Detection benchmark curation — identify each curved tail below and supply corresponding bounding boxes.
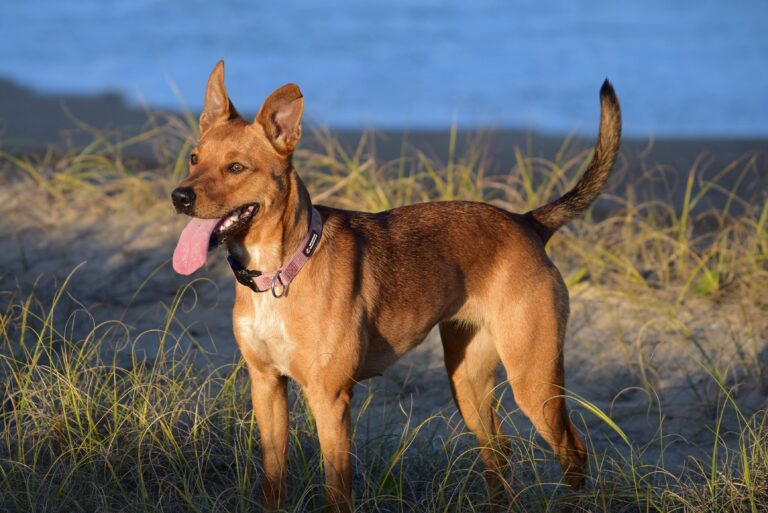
[528,80,622,243]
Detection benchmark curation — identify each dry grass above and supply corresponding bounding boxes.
[0,115,766,512]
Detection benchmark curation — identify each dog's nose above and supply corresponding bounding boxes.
[171,187,196,213]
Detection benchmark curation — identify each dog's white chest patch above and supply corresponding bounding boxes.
[236,293,297,378]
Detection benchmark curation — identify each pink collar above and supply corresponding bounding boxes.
[226,207,323,298]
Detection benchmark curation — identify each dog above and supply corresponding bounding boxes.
[171,61,621,512]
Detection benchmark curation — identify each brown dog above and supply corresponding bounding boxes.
[171,61,621,511]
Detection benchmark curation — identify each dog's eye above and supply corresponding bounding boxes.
[228,162,245,174]
[190,153,198,165]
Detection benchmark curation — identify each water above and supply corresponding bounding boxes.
[1,0,766,136]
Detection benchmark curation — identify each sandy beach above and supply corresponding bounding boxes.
[1,77,766,510]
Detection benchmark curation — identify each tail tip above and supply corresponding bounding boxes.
[600,79,618,104]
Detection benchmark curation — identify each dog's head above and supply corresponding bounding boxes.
[171,61,304,275]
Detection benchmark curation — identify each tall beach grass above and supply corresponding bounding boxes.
[0,115,766,511]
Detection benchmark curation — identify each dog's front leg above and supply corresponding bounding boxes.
[306,384,354,513]
[246,363,289,511]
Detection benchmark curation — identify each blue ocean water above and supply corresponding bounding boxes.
[1,0,766,136]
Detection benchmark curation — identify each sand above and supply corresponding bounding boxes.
[1,78,766,478]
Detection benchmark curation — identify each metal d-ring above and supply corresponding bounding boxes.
[271,272,287,298]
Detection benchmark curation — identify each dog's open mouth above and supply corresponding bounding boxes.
[172,204,259,276]
[208,204,259,249]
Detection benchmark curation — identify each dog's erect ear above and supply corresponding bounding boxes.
[199,60,239,134]
[255,84,304,155]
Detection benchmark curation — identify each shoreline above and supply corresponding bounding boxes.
[2,76,766,149]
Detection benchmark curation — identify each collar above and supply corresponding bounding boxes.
[226,207,323,298]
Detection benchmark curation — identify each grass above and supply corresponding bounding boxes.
[0,114,767,512]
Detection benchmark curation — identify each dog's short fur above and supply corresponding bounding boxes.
[172,61,621,511]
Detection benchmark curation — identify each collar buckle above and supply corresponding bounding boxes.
[227,255,262,293]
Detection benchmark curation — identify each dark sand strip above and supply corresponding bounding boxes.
[2,77,765,211]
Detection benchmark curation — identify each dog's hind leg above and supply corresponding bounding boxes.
[489,277,587,489]
[440,321,510,496]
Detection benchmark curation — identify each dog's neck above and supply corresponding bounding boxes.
[227,167,312,271]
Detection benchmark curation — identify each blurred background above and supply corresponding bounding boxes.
[1,0,766,138]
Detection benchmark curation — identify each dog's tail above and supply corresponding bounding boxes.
[528,80,621,243]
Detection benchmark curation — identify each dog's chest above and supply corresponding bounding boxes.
[235,293,297,377]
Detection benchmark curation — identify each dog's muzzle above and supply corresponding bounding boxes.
[171,187,196,214]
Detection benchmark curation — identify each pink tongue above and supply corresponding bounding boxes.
[172,217,220,275]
